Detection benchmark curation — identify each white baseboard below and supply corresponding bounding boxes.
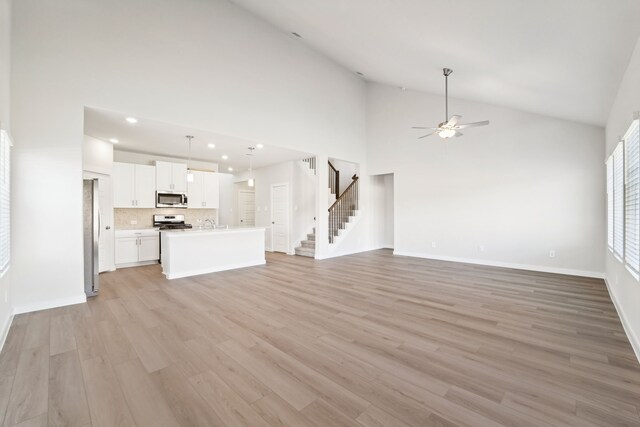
[393,251,605,279]
[13,294,87,315]
[0,313,13,353]
[604,277,640,363]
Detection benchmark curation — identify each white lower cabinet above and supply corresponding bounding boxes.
[138,236,160,262]
[115,229,160,267]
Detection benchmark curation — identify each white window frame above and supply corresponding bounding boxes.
[624,120,640,279]
[0,128,12,279]
[607,155,614,252]
[613,141,625,262]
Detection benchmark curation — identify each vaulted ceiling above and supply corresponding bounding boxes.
[231,0,640,126]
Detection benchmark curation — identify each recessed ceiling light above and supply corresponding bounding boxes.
[228,167,233,172]
[108,138,119,144]
[221,155,229,160]
[256,144,264,149]
[125,117,138,124]
[291,32,302,38]
[207,143,215,148]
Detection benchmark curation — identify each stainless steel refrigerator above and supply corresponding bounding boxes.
[83,179,100,296]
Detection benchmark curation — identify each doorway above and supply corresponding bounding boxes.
[271,183,290,253]
[371,173,394,249]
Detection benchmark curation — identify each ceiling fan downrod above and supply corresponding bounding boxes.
[443,68,453,122]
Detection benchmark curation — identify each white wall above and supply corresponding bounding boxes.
[329,158,358,195]
[292,161,316,248]
[218,173,235,227]
[367,82,605,277]
[235,159,317,253]
[83,135,113,175]
[113,150,218,173]
[11,0,367,311]
[236,162,293,252]
[604,37,640,359]
[0,0,12,345]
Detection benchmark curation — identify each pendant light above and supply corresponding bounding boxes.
[247,146,256,187]
[186,135,194,182]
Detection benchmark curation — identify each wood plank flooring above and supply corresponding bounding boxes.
[0,249,639,426]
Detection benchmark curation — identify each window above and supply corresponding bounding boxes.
[625,120,640,276]
[608,119,640,279]
[607,156,613,250]
[613,142,625,260]
[0,129,10,277]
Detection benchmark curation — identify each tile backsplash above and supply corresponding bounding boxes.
[114,208,218,229]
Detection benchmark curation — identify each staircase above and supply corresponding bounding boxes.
[294,158,359,252]
[294,228,316,258]
[328,159,359,244]
[328,175,359,244]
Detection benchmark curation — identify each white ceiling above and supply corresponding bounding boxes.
[230,0,640,126]
[84,107,311,172]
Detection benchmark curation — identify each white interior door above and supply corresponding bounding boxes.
[238,190,255,226]
[271,184,289,253]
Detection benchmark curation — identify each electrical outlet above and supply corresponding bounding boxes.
[549,250,556,258]
[130,220,137,225]
[431,241,437,248]
[478,245,486,252]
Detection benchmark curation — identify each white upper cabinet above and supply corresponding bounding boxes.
[187,171,219,209]
[113,162,135,208]
[172,163,188,193]
[113,162,156,208]
[156,161,187,193]
[134,165,156,208]
[203,172,219,209]
[187,170,205,209]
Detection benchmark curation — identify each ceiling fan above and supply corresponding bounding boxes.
[413,68,489,139]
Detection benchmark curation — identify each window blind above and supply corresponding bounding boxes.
[607,156,614,250]
[0,129,10,276]
[625,120,640,275]
[613,141,625,260]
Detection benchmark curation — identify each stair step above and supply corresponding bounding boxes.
[301,240,315,248]
[307,234,316,241]
[295,247,315,258]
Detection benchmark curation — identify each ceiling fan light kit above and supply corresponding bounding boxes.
[413,68,490,140]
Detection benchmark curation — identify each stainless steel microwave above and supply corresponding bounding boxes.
[156,192,188,208]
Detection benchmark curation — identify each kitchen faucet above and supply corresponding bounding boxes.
[204,218,216,229]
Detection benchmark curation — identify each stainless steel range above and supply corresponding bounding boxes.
[154,215,192,263]
[153,214,193,230]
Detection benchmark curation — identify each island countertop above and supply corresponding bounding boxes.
[160,226,265,236]
[161,227,266,279]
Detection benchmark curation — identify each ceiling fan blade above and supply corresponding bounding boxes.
[412,126,439,130]
[456,120,490,129]
[418,132,436,139]
[447,115,462,126]
[454,132,464,137]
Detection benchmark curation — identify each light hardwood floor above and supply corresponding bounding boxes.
[0,249,639,426]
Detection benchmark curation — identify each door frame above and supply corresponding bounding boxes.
[270,182,290,254]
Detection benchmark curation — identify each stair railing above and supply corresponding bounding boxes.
[328,175,359,243]
[302,157,316,175]
[328,161,339,196]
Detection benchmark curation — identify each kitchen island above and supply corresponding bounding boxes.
[161,227,266,279]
